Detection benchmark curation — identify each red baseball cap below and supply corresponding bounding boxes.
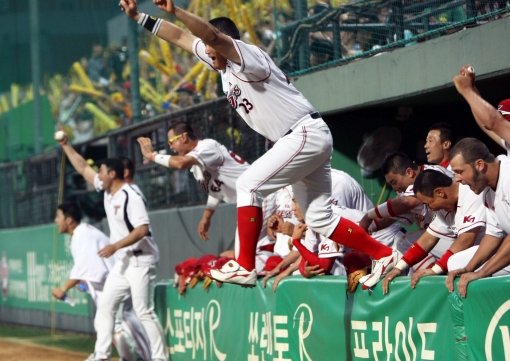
[497,99,510,121]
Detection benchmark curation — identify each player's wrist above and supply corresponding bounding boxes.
[434,249,453,274]
[154,153,172,167]
[137,12,163,35]
[395,259,409,272]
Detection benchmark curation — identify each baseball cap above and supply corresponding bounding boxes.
[497,99,510,121]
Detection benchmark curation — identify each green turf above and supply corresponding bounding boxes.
[0,323,95,354]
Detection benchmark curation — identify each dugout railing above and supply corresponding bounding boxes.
[0,98,266,229]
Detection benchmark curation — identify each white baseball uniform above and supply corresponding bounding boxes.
[271,170,374,258]
[424,183,486,267]
[448,155,510,274]
[93,176,167,361]
[187,138,250,209]
[330,169,373,212]
[69,223,151,361]
[193,38,339,237]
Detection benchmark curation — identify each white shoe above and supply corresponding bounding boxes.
[360,250,402,290]
[84,353,109,361]
[209,260,257,286]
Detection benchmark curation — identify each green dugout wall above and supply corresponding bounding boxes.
[155,276,510,361]
[2,220,510,360]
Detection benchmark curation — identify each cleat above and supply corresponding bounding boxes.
[209,260,257,286]
[360,250,402,290]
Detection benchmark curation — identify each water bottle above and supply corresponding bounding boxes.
[61,293,76,307]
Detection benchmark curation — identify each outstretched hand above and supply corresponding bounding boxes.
[119,0,139,19]
[137,137,155,160]
[452,64,476,95]
[153,0,175,14]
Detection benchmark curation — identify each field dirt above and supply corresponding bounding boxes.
[0,338,120,361]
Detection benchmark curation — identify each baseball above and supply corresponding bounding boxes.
[467,66,475,74]
[54,130,66,141]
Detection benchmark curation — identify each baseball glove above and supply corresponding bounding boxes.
[347,267,368,293]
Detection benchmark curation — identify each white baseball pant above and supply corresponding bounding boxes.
[236,114,339,238]
[93,261,167,360]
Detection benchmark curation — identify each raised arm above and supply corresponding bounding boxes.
[120,0,196,53]
[453,64,510,149]
[154,0,241,64]
[56,132,97,186]
[137,137,198,169]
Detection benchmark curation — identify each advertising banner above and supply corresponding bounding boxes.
[0,224,90,316]
[155,275,510,361]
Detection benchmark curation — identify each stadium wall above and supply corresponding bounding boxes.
[155,276,510,361]
[0,204,236,331]
[294,17,510,114]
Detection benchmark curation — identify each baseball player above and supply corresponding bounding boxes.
[424,122,454,167]
[359,152,451,259]
[269,169,373,259]
[138,121,249,241]
[120,0,399,287]
[51,202,151,361]
[453,64,510,154]
[56,135,167,361]
[446,138,510,297]
[378,168,486,294]
[263,199,405,292]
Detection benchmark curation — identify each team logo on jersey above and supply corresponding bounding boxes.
[227,84,253,114]
[227,84,242,108]
[113,205,121,215]
[463,215,475,223]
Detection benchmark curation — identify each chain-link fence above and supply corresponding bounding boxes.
[275,0,509,75]
[0,98,265,229]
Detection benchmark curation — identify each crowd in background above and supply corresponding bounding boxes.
[1,0,506,145]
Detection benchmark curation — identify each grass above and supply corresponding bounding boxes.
[0,322,96,354]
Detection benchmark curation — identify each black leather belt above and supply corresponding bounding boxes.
[285,112,321,136]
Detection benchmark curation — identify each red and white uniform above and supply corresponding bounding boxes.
[448,155,510,274]
[300,205,405,274]
[187,138,249,209]
[425,183,486,264]
[93,176,167,361]
[272,171,373,258]
[193,38,339,237]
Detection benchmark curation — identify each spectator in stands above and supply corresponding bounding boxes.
[380,168,486,295]
[424,122,454,167]
[452,64,510,154]
[88,44,109,86]
[308,0,335,66]
[446,138,510,298]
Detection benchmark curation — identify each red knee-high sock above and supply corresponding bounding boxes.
[236,206,262,271]
[292,239,335,274]
[329,218,392,259]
